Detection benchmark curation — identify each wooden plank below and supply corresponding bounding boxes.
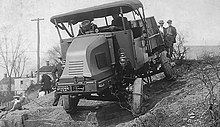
[132,78,143,113]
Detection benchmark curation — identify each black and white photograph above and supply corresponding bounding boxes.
[0,0,220,126]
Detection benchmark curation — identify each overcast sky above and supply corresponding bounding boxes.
[0,0,220,79]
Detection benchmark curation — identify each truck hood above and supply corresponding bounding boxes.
[61,35,106,79]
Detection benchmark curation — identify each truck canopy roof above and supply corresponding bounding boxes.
[50,0,143,25]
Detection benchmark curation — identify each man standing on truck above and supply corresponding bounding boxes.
[110,14,130,30]
[52,57,63,106]
[165,20,177,58]
[158,20,166,40]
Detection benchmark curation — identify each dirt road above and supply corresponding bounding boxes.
[0,71,188,127]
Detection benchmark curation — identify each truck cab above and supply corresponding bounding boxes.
[50,0,176,113]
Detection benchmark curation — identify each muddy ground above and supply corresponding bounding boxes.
[21,73,189,126]
[1,61,219,127]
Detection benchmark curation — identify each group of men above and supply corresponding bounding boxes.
[77,15,177,58]
[158,19,177,58]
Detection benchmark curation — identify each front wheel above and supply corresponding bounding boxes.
[63,95,79,113]
[160,51,177,80]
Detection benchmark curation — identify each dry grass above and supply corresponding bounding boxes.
[117,57,220,127]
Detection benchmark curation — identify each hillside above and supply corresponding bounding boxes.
[1,59,220,127]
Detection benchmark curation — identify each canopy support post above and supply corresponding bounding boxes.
[61,23,73,37]
[54,19,62,41]
[69,21,75,37]
[119,7,126,31]
[104,16,108,26]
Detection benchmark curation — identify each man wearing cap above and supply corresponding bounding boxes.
[52,57,63,106]
[158,20,166,40]
[78,20,98,36]
[165,20,177,58]
[9,94,26,112]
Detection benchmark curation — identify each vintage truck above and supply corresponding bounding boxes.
[50,0,176,113]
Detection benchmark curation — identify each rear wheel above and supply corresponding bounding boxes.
[160,51,177,80]
[63,95,79,113]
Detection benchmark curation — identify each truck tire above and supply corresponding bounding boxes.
[63,95,79,113]
[132,78,143,114]
[160,51,177,80]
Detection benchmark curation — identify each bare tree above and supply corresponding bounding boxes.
[13,55,29,77]
[0,26,28,94]
[47,44,61,65]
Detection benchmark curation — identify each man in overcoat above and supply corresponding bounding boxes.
[164,20,177,58]
[52,57,63,106]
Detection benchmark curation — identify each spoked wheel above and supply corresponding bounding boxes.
[160,51,177,80]
[132,78,144,114]
[63,95,79,113]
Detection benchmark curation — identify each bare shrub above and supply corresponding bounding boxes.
[173,33,189,61]
[193,52,220,126]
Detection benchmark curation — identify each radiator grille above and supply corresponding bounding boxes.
[68,61,83,76]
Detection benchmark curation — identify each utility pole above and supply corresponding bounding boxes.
[31,18,44,84]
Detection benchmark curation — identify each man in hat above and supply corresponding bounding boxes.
[110,14,130,31]
[0,95,21,119]
[165,20,177,58]
[158,20,166,40]
[52,56,63,82]
[78,20,98,36]
[9,94,26,112]
[40,74,52,95]
[52,56,63,106]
